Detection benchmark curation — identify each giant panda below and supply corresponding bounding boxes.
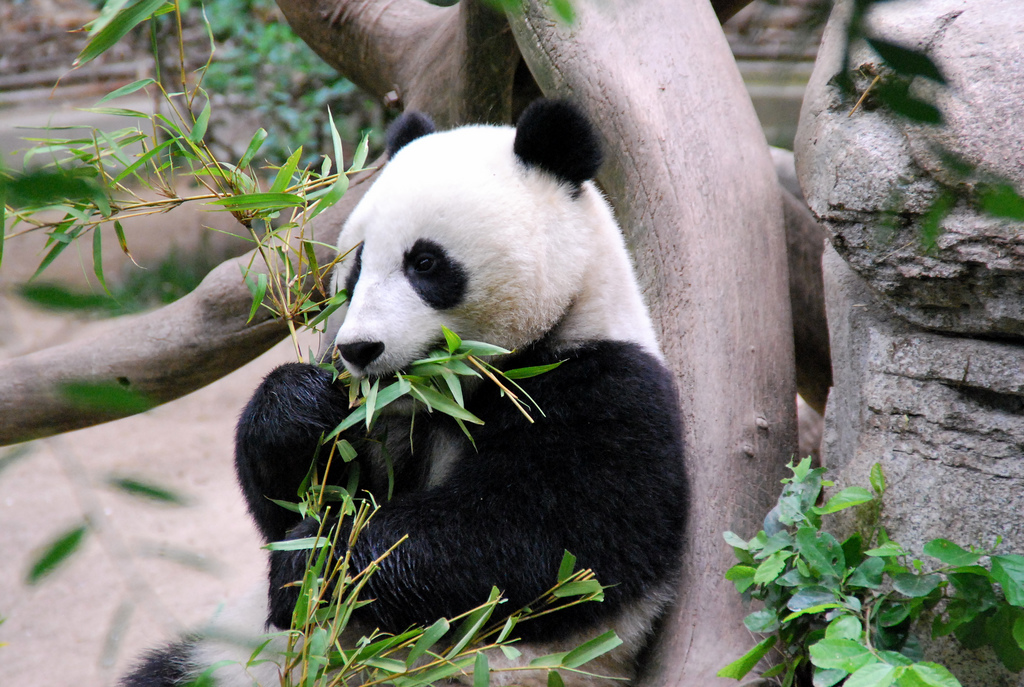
[122,99,687,687]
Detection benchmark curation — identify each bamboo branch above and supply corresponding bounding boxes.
[0,166,380,446]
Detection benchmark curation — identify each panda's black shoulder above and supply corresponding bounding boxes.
[483,338,683,441]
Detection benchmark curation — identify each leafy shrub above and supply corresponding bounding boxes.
[721,459,1024,687]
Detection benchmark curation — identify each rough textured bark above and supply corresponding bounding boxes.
[508,2,797,685]
[276,0,520,127]
[0,167,378,446]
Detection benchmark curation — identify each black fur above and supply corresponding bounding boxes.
[120,639,195,687]
[240,339,687,641]
[342,244,362,298]
[403,238,469,310]
[514,99,603,191]
[386,111,436,158]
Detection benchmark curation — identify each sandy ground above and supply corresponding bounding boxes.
[0,298,319,686]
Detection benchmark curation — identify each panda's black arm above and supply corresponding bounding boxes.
[235,362,353,543]
[269,341,688,642]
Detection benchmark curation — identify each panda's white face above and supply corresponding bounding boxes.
[329,107,662,378]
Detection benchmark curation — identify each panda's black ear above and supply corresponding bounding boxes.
[386,111,436,158]
[513,99,603,189]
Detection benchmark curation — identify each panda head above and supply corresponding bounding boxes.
[330,99,660,377]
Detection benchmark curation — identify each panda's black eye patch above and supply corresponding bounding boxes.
[403,239,467,310]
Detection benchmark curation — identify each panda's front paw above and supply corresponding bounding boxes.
[236,363,350,543]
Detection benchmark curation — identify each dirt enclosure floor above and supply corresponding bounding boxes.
[0,306,321,687]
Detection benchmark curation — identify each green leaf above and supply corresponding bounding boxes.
[788,586,839,613]
[865,541,905,557]
[395,656,473,687]
[473,651,489,687]
[447,588,500,658]
[552,580,603,598]
[919,190,955,252]
[978,183,1024,221]
[796,527,843,577]
[562,630,622,668]
[189,98,211,144]
[328,107,344,175]
[238,128,269,170]
[1014,615,1024,651]
[874,80,943,125]
[904,663,962,687]
[865,38,945,84]
[307,177,348,221]
[754,550,791,585]
[845,662,896,687]
[826,615,863,641]
[991,555,1024,607]
[717,635,777,680]
[107,476,185,505]
[848,557,885,588]
[112,138,173,184]
[744,608,780,633]
[877,602,910,628]
[869,463,886,496]
[809,638,876,672]
[442,326,462,354]
[725,565,757,593]
[923,539,980,567]
[27,523,89,583]
[262,536,329,551]
[550,0,575,23]
[351,131,370,171]
[59,381,154,415]
[244,272,268,323]
[95,77,156,106]
[547,671,565,687]
[557,550,577,583]
[456,340,511,356]
[408,383,484,424]
[207,192,305,211]
[814,487,873,515]
[814,668,848,687]
[406,618,449,664]
[893,573,941,598]
[76,0,170,67]
[724,531,749,550]
[1,168,106,210]
[270,147,302,194]
[502,361,563,379]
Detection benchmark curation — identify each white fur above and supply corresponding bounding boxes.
[331,124,661,377]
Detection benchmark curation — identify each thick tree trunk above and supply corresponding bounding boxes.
[508,2,797,685]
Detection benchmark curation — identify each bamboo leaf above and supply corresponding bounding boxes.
[76,0,170,67]
[238,128,268,170]
[107,476,185,505]
[562,631,622,668]
[270,147,302,194]
[189,98,211,144]
[95,78,156,106]
[717,635,777,680]
[206,192,304,211]
[27,523,89,584]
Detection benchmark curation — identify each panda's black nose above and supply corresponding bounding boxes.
[337,341,385,369]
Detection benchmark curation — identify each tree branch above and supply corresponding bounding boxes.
[276,0,519,126]
[0,166,380,446]
[508,2,796,685]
